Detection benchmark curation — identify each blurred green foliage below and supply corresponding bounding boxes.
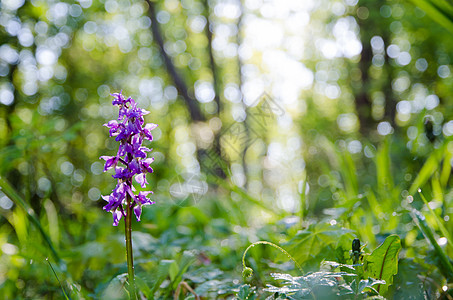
[1,0,453,298]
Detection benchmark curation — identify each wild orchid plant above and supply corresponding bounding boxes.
[100,91,157,298]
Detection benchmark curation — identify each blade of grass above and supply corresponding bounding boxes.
[365,187,384,220]
[431,174,444,204]
[46,258,71,300]
[410,208,453,280]
[417,190,453,249]
[376,138,393,197]
[340,150,358,199]
[409,0,453,35]
[409,145,445,195]
[440,150,451,188]
[0,176,60,262]
[432,0,453,16]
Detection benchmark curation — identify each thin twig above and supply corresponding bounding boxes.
[174,281,200,300]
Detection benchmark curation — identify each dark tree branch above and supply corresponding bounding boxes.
[202,0,221,115]
[237,1,250,188]
[201,0,227,178]
[355,36,374,135]
[355,0,395,135]
[146,0,205,121]
[382,34,396,126]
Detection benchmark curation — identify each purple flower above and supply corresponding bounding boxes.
[134,206,142,221]
[104,120,120,137]
[137,191,154,205]
[100,156,119,172]
[100,91,157,226]
[141,158,154,173]
[125,134,151,158]
[143,123,158,141]
[135,173,148,188]
[112,210,124,226]
[112,167,132,180]
[115,126,130,141]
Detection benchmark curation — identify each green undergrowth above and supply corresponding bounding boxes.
[2,137,453,299]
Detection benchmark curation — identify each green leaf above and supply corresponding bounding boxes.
[365,235,401,295]
[285,223,354,265]
[150,260,175,296]
[169,261,180,283]
[135,275,151,298]
[354,277,385,295]
[390,258,432,299]
[170,250,197,288]
[264,271,356,298]
[101,273,128,300]
[236,284,256,300]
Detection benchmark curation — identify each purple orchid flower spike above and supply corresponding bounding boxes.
[100,91,158,226]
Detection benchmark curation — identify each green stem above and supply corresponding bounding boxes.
[125,193,136,299]
[241,241,303,277]
[300,177,307,228]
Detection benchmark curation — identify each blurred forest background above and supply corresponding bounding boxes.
[2,0,453,298]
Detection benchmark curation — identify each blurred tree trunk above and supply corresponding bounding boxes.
[147,0,204,122]
[202,0,226,179]
[355,1,376,135]
[383,33,396,125]
[355,1,395,135]
[355,29,374,135]
[202,0,221,115]
[147,0,231,178]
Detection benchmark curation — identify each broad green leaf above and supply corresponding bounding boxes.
[365,235,401,295]
[285,223,354,264]
[389,258,431,299]
[100,273,128,300]
[265,271,356,299]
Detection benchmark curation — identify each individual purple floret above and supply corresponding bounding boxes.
[100,91,157,226]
